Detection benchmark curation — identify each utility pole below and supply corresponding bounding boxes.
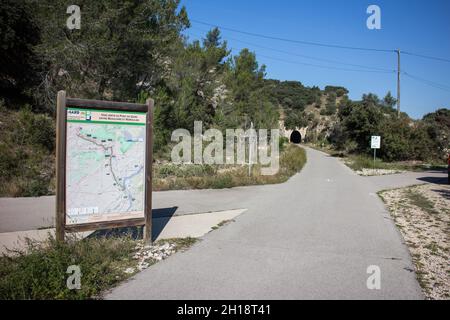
[396,49,401,118]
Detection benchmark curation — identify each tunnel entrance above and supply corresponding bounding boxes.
[290,131,302,144]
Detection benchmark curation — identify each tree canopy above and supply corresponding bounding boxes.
[0,0,448,161]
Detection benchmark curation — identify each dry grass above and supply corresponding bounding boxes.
[153,145,306,191]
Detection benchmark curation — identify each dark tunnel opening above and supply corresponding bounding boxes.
[290,131,302,144]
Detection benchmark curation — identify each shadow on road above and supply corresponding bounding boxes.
[417,176,449,185]
[88,206,179,241]
[152,206,178,240]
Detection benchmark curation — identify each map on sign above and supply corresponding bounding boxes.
[66,108,146,225]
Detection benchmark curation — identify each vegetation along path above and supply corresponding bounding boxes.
[106,147,446,299]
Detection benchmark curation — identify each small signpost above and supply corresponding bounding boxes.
[55,91,154,243]
[371,135,381,168]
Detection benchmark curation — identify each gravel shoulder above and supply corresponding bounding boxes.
[379,184,450,300]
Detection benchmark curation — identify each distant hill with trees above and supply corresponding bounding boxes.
[0,0,448,196]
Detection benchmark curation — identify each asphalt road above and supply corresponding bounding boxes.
[0,148,444,233]
[104,147,446,300]
[1,147,445,299]
[0,181,262,233]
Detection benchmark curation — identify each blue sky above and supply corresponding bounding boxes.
[180,0,450,119]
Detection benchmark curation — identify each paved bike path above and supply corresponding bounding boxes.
[106,147,430,299]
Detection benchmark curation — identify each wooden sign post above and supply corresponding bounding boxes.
[55,91,154,243]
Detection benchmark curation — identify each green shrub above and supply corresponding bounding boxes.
[0,108,55,197]
[0,235,137,300]
[279,136,289,151]
[331,93,448,163]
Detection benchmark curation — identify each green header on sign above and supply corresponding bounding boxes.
[67,107,145,115]
[67,108,146,126]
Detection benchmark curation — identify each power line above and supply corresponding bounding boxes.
[192,19,450,65]
[186,29,394,74]
[402,51,450,64]
[191,19,395,53]
[189,26,395,72]
[403,72,450,92]
[254,53,395,73]
[187,20,450,115]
